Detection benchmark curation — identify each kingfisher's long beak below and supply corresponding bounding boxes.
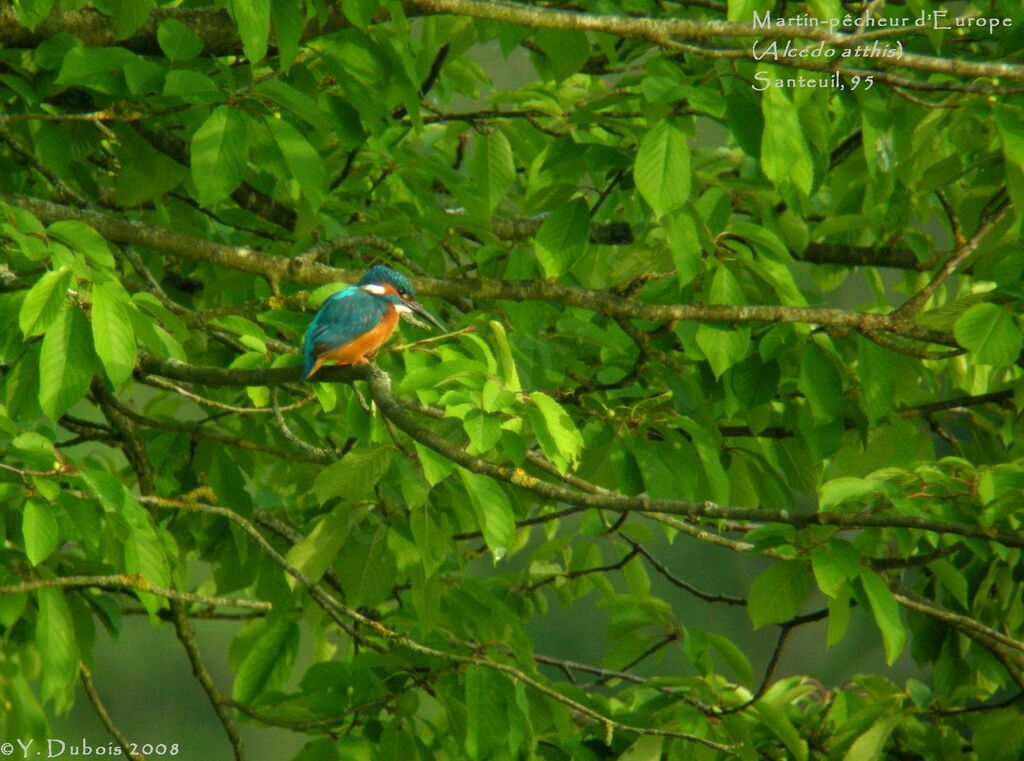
[404,298,446,332]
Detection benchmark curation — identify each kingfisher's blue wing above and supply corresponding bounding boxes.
[302,287,388,377]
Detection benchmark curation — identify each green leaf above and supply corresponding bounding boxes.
[465,665,511,760]
[665,209,702,287]
[191,106,249,206]
[36,588,80,711]
[707,632,754,686]
[266,116,328,211]
[527,392,583,473]
[39,305,97,421]
[634,119,691,217]
[748,561,810,628]
[109,0,155,40]
[928,559,968,609]
[954,303,1022,368]
[842,716,899,761]
[728,0,771,23]
[232,619,300,703]
[313,447,393,504]
[55,46,140,89]
[47,220,114,267]
[337,526,396,608]
[534,28,591,82]
[284,505,371,585]
[761,83,814,195]
[973,708,1024,761]
[798,341,843,423]
[163,70,220,102]
[859,569,905,665]
[857,338,895,424]
[696,266,750,377]
[754,702,808,761]
[19,268,72,337]
[534,199,589,278]
[457,468,516,561]
[230,0,271,64]
[463,409,503,455]
[414,442,454,486]
[994,106,1024,211]
[91,282,137,386]
[810,541,860,598]
[827,593,851,646]
[270,0,302,71]
[489,321,522,393]
[470,130,516,218]
[22,499,59,566]
[819,477,877,510]
[157,18,204,61]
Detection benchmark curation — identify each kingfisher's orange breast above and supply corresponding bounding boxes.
[319,304,400,366]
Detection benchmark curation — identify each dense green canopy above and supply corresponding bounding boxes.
[1,0,1023,759]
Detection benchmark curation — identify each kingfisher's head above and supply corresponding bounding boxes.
[358,265,445,331]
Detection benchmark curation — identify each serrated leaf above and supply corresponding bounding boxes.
[270,0,302,71]
[110,0,155,39]
[232,619,299,703]
[47,220,114,267]
[754,702,808,761]
[707,632,754,686]
[696,266,749,377]
[761,83,814,195]
[954,303,1022,368]
[534,199,589,278]
[470,130,515,218]
[37,588,79,711]
[748,561,810,628]
[19,268,72,337]
[842,716,899,761]
[191,106,249,206]
[39,305,97,421]
[798,341,843,423]
[527,392,583,473]
[22,499,59,566]
[463,409,503,455]
[859,569,905,665]
[157,18,204,61]
[313,447,393,504]
[635,119,691,217]
[285,505,371,586]
[465,665,511,760]
[457,468,515,561]
[230,0,270,64]
[337,526,395,608]
[266,116,327,211]
[819,477,877,510]
[91,282,137,386]
[665,209,702,286]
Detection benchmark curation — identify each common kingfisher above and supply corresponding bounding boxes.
[302,265,445,380]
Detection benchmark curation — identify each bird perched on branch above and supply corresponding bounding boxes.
[302,264,446,380]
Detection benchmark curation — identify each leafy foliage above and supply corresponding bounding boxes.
[1,1,1023,759]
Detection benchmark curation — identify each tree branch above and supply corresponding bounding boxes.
[412,0,1024,83]
[0,575,272,610]
[129,354,1024,551]
[2,194,959,347]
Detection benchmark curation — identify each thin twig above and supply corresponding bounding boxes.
[80,664,146,761]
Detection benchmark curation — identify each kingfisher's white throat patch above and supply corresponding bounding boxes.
[394,303,413,314]
[361,284,387,295]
